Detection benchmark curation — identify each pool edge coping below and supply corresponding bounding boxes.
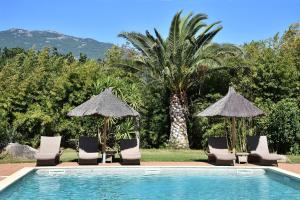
[0,167,34,192]
[268,166,300,180]
[0,165,300,192]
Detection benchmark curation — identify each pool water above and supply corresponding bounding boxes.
[1,168,300,200]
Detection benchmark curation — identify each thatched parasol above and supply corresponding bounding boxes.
[68,87,139,163]
[197,87,264,150]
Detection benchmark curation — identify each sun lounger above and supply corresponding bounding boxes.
[119,139,141,165]
[78,136,99,165]
[208,137,236,165]
[35,136,62,166]
[246,135,281,166]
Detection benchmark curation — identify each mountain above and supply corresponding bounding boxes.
[0,28,113,59]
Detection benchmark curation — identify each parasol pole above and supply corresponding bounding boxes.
[231,117,237,152]
[101,117,109,163]
[134,116,140,139]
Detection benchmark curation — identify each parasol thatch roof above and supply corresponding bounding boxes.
[67,88,139,118]
[197,87,264,117]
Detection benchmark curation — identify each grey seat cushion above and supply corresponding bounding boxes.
[120,139,141,160]
[248,136,281,161]
[79,152,99,159]
[35,152,58,160]
[214,153,236,161]
[251,152,282,161]
[121,152,141,160]
[78,136,99,160]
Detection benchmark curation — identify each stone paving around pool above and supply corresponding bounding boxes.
[1,162,300,182]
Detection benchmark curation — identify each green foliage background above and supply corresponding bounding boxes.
[0,24,300,154]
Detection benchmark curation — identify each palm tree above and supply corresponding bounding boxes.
[119,11,240,148]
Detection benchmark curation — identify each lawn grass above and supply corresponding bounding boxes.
[1,148,300,163]
[141,149,207,162]
[287,155,300,164]
[60,148,207,162]
[60,148,78,162]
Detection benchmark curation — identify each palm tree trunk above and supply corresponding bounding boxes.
[169,93,189,149]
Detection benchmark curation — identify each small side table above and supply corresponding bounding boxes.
[105,150,117,163]
[236,152,249,164]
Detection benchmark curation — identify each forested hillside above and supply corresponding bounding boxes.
[0,28,113,59]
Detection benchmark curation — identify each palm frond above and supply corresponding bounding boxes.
[118,11,241,93]
[168,11,182,55]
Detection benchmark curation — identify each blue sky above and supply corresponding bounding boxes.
[0,0,299,45]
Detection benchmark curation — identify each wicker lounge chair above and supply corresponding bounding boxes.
[208,137,236,165]
[119,139,141,165]
[246,135,281,166]
[78,136,99,165]
[35,136,62,166]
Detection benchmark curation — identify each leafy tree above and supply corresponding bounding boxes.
[262,100,300,154]
[0,47,143,148]
[79,53,87,63]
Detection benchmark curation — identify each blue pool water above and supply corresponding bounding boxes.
[1,168,300,200]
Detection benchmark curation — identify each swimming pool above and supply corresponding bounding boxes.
[0,167,300,200]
